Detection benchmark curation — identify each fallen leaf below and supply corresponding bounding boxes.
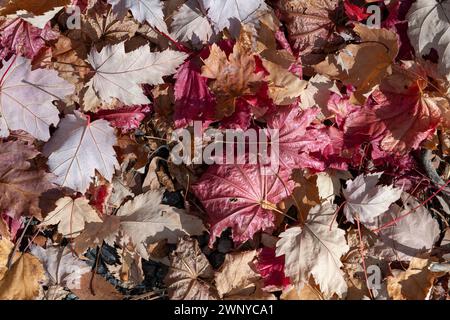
[276,202,349,298]
[71,273,123,300]
[277,0,341,54]
[40,197,102,238]
[203,0,268,34]
[30,245,91,289]
[387,255,443,300]
[0,17,59,59]
[261,49,307,105]
[165,237,218,300]
[43,111,119,193]
[372,194,440,262]
[0,55,74,141]
[107,0,168,33]
[201,27,263,118]
[73,215,121,255]
[0,252,45,300]
[343,173,402,225]
[192,164,294,246]
[0,0,70,16]
[85,42,187,106]
[315,24,399,104]
[106,189,205,260]
[214,250,260,298]
[170,0,214,46]
[0,141,55,219]
[407,0,450,80]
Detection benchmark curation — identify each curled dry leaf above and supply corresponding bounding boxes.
[105,189,205,260]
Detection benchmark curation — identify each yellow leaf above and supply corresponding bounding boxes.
[0,253,45,300]
[0,238,14,280]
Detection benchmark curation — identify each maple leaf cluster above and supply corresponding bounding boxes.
[0,0,450,301]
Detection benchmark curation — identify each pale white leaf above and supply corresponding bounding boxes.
[43,111,119,193]
[316,171,341,203]
[86,42,187,105]
[171,0,214,45]
[276,202,349,298]
[108,0,168,33]
[407,0,450,80]
[0,56,74,141]
[31,245,91,290]
[372,193,440,262]
[202,0,268,34]
[343,173,402,225]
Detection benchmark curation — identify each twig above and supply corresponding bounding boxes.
[7,218,33,269]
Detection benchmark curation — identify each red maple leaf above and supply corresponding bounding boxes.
[192,164,294,246]
[94,106,151,132]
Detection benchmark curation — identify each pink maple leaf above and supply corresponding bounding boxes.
[192,164,294,246]
[0,18,58,60]
[266,106,332,172]
[1,212,24,242]
[94,106,151,132]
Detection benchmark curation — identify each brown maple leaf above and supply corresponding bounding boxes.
[315,24,399,104]
[277,0,344,63]
[201,26,263,118]
[0,141,55,220]
[0,0,70,16]
[164,237,218,300]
